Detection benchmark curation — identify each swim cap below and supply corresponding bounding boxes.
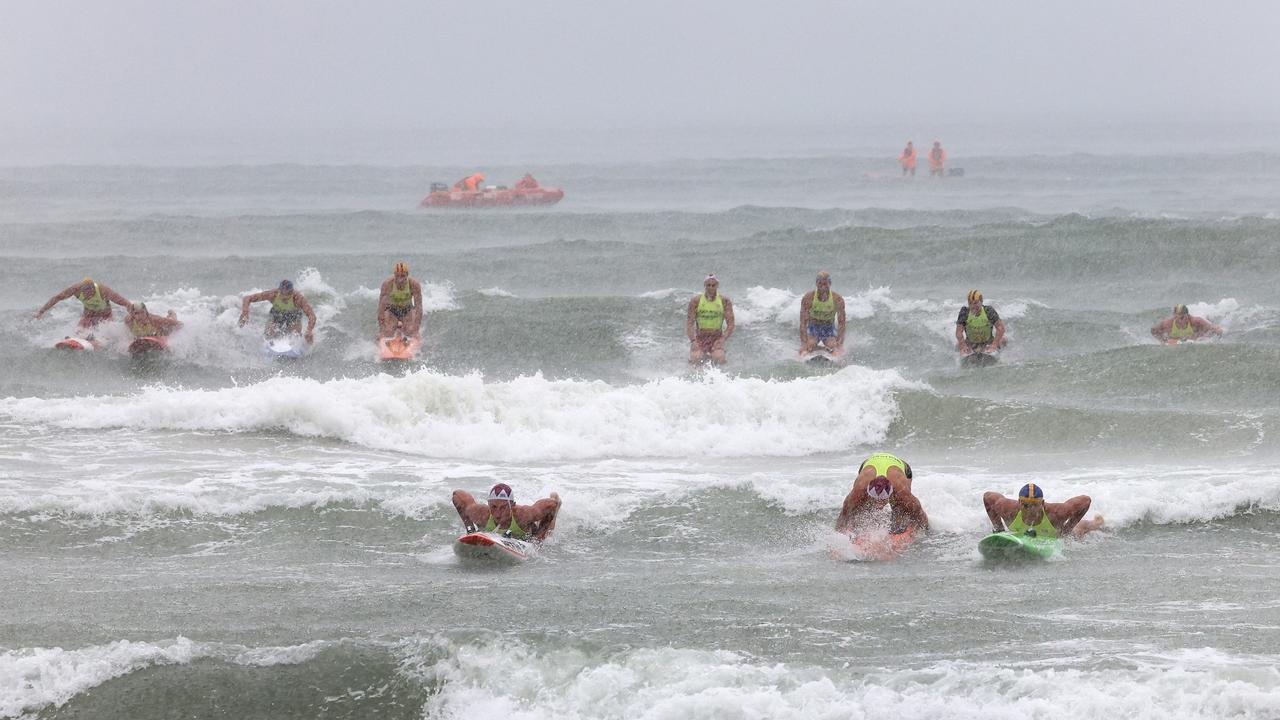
[867,477,893,500]
[81,277,94,285]
[1018,483,1045,503]
[705,274,717,283]
[279,280,293,292]
[1173,304,1188,315]
[133,302,147,312]
[394,262,409,275]
[816,271,831,284]
[967,290,983,304]
[487,483,514,501]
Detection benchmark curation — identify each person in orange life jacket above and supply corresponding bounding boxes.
[899,141,917,177]
[835,453,929,534]
[34,278,132,328]
[1151,304,1222,342]
[955,290,1007,355]
[687,274,734,365]
[124,302,182,338]
[929,141,946,177]
[983,483,1103,538]
[451,483,562,541]
[454,173,485,191]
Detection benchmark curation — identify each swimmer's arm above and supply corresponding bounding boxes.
[721,298,734,340]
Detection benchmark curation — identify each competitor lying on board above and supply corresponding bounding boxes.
[452,483,561,541]
[835,453,929,534]
[983,483,1103,539]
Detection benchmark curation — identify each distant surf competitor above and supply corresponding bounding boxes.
[687,274,734,365]
[238,279,316,344]
[378,262,424,340]
[983,483,1103,539]
[835,453,929,534]
[34,278,132,327]
[1151,304,1222,343]
[955,290,1006,355]
[452,483,561,541]
[800,271,846,355]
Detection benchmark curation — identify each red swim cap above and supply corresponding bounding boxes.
[867,477,893,500]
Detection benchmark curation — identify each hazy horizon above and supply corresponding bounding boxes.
[3,1,1279,164]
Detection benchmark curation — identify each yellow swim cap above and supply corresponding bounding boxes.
[967,290,983,304]
[394,262,409,275]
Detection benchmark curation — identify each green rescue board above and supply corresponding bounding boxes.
[978,531,1062,560]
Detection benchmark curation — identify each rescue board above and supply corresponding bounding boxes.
[378,335,421,361]
[452,532,534,563]
[839,526,919,561]
[55,336,100,351]
[978,531,1061,561]
[797,347,844,365]
[263,335,307,359]
[960,351,998,368]
[128,336,168,356]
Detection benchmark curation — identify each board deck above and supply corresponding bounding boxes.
[264,336,307,359]
[978,531,1061,561]
[960,351,999,368]
[128,336,168,356]
[378,335,421,361]
[797,347,845,365]
[831,525,919,562]
[452,532,534,563]
[55,336,100,351]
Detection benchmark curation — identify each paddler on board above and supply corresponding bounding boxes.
[899,141,917,177]
[687,274,734,365]
[955,290,1007,356]
[34,278,132,328]
[983,483,1103,539]
[378,262,424,341]
[835,453,929,534]
[452,483,561,541]
[237,279,316,344]
[125,303,182,338]
[1151,304,1222,343]
[800,271,846,356]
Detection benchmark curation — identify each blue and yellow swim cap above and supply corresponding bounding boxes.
[1018,483,1045,503]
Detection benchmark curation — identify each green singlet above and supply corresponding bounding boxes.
[965,306,993,344]
[862,452,907,478]
[129,316,157,337]
[1008,509,1058,539]
[485,514,528,539]
[1169,317,1195,340]
[696,294,724,331]
[809,291,836,324]
[271,292,297,313]
[78,283,108,312]
[388,280,413,309]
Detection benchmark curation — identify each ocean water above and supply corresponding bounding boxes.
[2,137,1280,719]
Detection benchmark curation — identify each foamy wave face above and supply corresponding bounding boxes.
[0,367,915,462]
[398,637,1280,720]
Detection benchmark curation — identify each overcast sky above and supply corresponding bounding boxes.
[2,1,1278,163]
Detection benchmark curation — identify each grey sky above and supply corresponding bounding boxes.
[2,1,1278,162]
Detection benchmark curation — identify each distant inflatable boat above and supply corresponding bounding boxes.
[418,183,564,208]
